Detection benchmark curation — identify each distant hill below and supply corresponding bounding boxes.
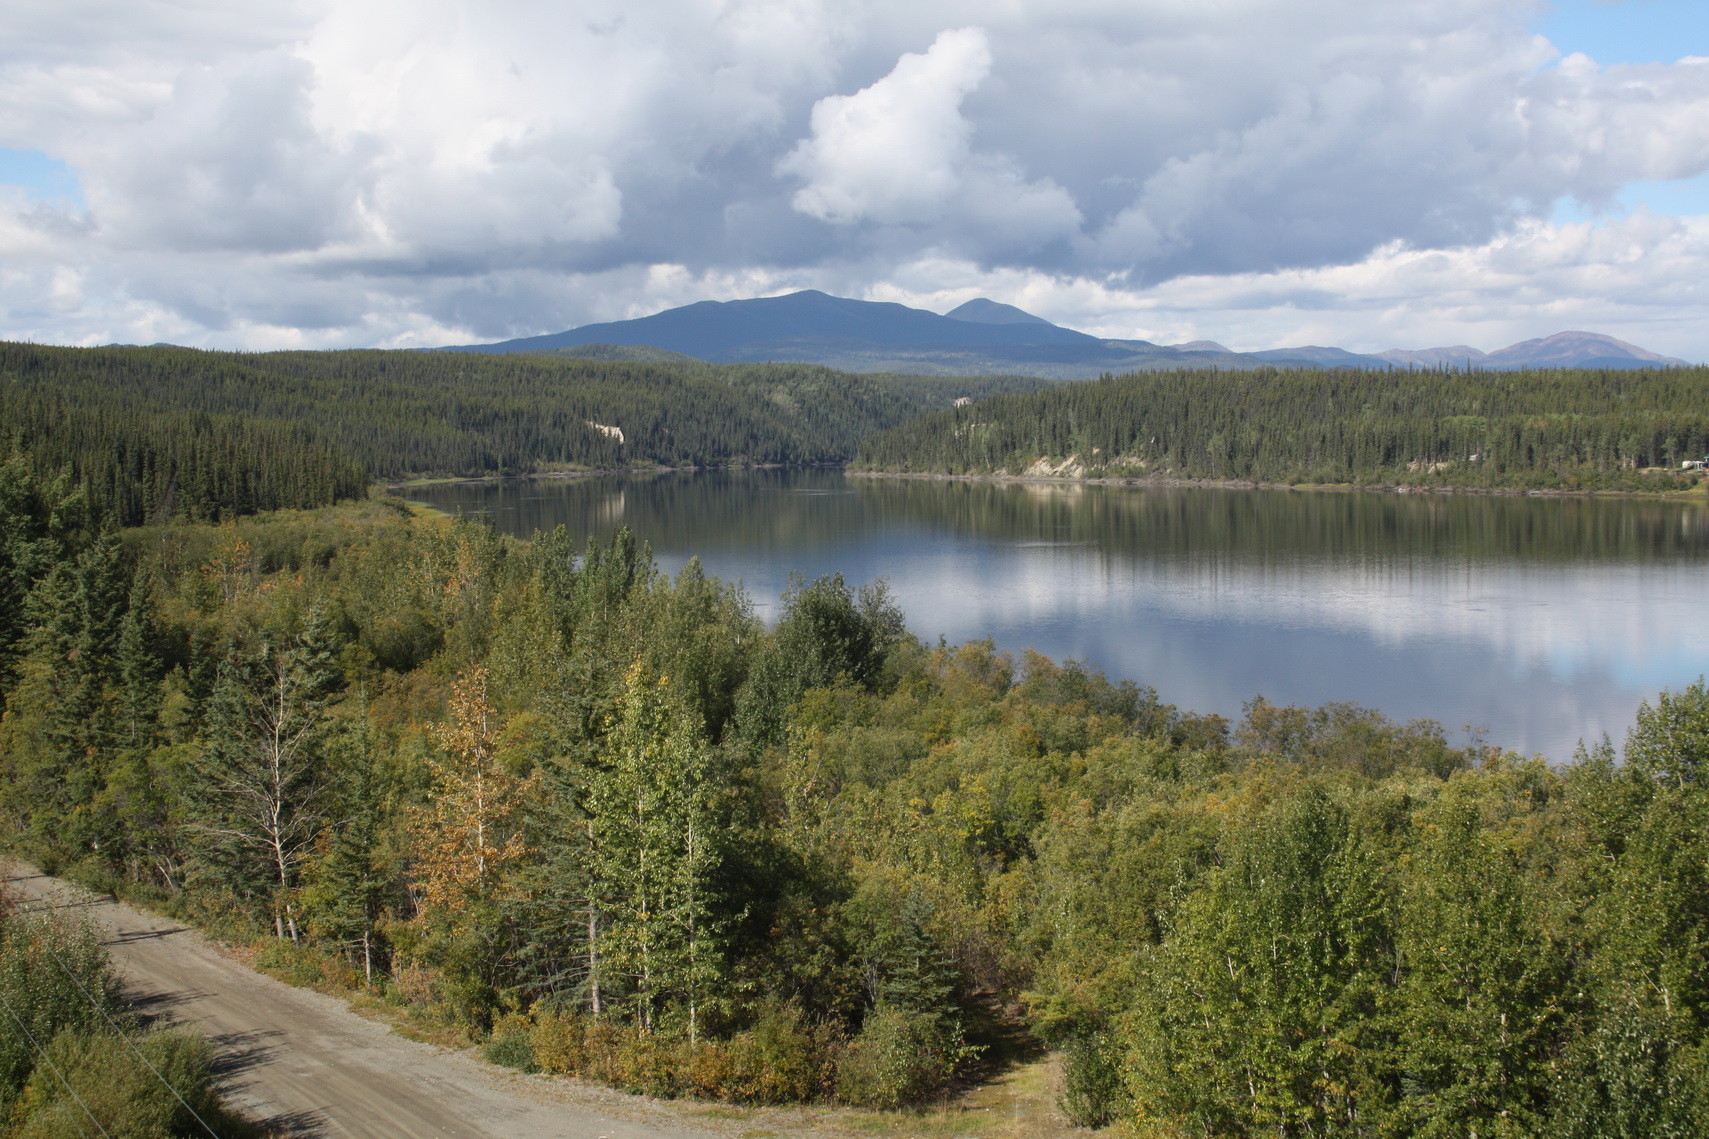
[443,290,1094,357]
[944,297,1058,326]
[1479,331,1688,370]
[438,291,1694,378]
[1378,345,1488,368]
[439,291,1282,377]
[1250,345,1393,369]
[1378,332,1688,371]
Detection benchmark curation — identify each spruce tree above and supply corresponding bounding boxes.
[302,700,392,982]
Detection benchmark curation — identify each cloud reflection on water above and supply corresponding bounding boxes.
[410,470,1709,760]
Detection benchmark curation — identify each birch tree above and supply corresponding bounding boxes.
[591,662,730,1038]
[191,613,339,940]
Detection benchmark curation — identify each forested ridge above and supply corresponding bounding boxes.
[0,341,1050,526]
[0,468,1704,1134]
[855,364,1709,491]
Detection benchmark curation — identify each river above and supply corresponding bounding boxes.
[405,469,1709,760]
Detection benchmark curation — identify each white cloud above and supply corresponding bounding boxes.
[92,52,366,254]
[783,27,991,225]
[868,209,1709,358]
[0,0,1707,354]
[779,27,1081,253]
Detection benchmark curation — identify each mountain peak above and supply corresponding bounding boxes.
[944,298,1058,327]
[1482,330,1685,368]
[1377,332,1690,370]
[434,293,1694,376]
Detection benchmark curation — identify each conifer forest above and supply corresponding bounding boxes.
[0,344,1706,1134]
[855,364,1709,492]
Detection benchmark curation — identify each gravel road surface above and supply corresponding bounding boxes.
[3,864,715,1139]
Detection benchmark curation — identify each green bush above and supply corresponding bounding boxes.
[719,1002,830,1104]
[524,1003,834,1106]
[610,1030,685,1098]
[481,1012,537,1072]
[251,938,327,987]
[568,1020,689,1097]
[835,1004,968,1109]
[0,916,119,1106]
[1059,1026,1130,1128]
[683,1039,733,1099]
[580,1020,628,1086]
[10,1030,231,1139]
[481,1033,537,1072]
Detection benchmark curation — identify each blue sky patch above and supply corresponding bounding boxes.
[1552,170,1709,223]
[0,148,86,208]
[1537,2,1709,220]
[1536,0,1708,66]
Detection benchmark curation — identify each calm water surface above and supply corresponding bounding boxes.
[406,470,1709,760]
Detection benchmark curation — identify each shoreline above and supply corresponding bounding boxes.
[384,463,1708,503]
[391,461,690,489]
[383,461,840,492]
[844,467,1709,502]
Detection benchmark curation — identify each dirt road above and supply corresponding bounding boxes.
[3,864,714,1139]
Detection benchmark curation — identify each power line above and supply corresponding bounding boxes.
[7,881,223,1138]
[0,986,114,1139]
[35,937,225,1139]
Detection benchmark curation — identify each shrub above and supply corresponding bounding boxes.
[529,1009,588,1075]
[481,1013,537,1072]
[0,915,119,1105]
[526,1004,834,1106]
[1059,1026,1130,1128]
[389,962,440,1009]
[10,1030,232,1139]
[251,938,324,987]
[611,1031,685,1098]
[835,1004,970,1109]
[721,1002,828,1104]
[581,1021,628,1086]
[685,1040,733,1099]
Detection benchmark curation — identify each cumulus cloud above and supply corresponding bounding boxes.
[779,27,1080,255]
[0,0,1708,353]
[783,27,995,226]
[91,52,367,254]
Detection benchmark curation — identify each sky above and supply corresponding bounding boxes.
[1,0,1707,357]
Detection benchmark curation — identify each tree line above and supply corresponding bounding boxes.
[0,341,1052,527]
[0,471,1703,1131]
[854,364,1709,491]
[12,342,1704,536]
[0,380,368,527]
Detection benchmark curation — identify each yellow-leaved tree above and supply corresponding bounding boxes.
[409,666,538,1020]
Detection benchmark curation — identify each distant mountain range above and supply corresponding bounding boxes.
[438,291,1692,378]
